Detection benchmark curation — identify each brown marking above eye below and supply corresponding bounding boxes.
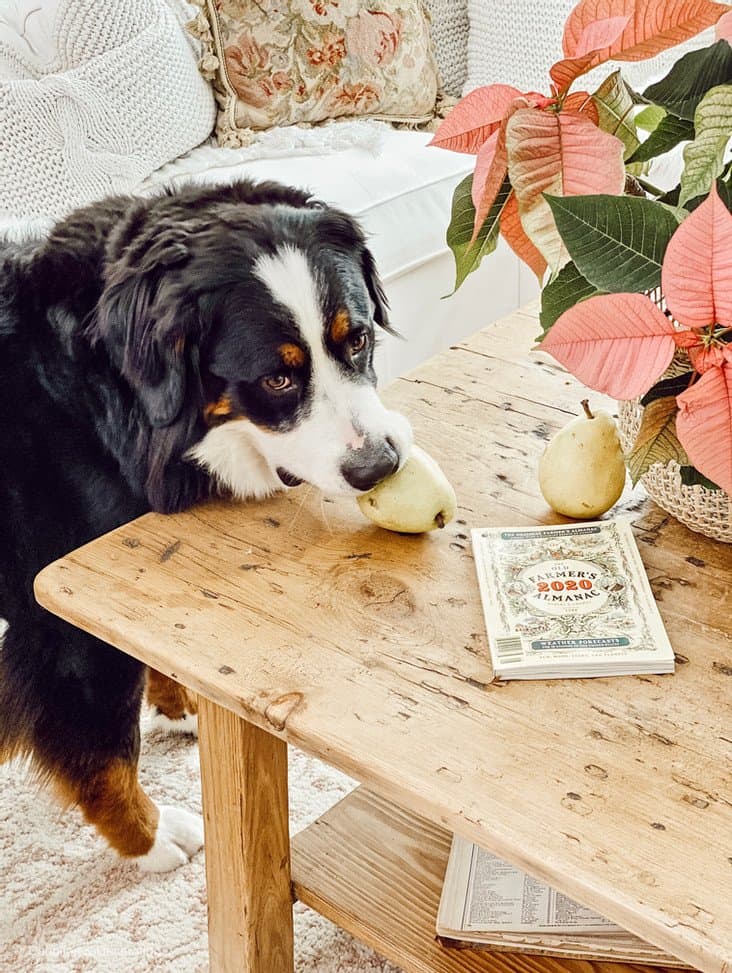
[204,394,236,426]
[279,342,306,368]
[329,309,350,344]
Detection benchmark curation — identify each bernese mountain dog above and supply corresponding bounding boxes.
[0,179,412,871]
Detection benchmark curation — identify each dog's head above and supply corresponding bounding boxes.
[96,183,412,512]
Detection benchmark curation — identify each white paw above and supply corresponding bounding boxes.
[149,710,198,738]
[137,805,204,872]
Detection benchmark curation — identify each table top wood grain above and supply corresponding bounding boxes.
[35,304,732,972]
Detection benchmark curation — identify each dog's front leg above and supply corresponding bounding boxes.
[146,668,199,737]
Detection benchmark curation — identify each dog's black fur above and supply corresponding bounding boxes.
[0,180,391,849]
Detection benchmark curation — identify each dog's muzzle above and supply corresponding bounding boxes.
[339,436,400,492]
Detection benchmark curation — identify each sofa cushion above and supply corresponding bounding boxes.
[146,126,472,285]
[0,0,215,220]
[189,0,439,147]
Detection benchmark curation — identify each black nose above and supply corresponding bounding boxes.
[341,437,400,492]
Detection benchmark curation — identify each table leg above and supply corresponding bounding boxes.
[198,696,294,973]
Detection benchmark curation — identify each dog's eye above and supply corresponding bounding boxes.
[262,374,293,393]
[349,332,369,354]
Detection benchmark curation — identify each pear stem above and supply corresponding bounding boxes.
[581,399,594,420]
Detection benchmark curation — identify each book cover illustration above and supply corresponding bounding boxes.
[471,520,673,670]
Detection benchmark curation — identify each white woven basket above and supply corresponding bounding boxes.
[617,351,732,544]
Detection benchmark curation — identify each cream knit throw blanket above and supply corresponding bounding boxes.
[0,0,216,220]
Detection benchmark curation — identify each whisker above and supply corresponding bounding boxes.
[319,495,334,536]
[287,483,314,534]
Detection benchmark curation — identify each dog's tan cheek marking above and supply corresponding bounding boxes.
[329,309,350,344]
[52,759,159,857]
[204,395,237,426]
[202,407,275,434]
[279,342,306,368]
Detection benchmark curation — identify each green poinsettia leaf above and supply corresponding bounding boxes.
[635,104,666,132]
[625,161,651,179]
[658,183,682,206]
[627,396,689,485]
[641,371,694,406]
[446,174,511,294]
[538,261,600,335]
[627,113,695,164]
[592,70,640,160]
[545,193,684,293]
[718,177,732,211]
[679,466,722,490]
[665,179,730,212]
[679,84,732,206]
[643,39,732,121]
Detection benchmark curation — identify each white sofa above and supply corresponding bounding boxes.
[3,0,701,385]
[0,0,540,388]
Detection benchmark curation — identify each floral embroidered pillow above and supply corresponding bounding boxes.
[191,0,440,146]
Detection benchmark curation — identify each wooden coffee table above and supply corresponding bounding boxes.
[35,304,731,973]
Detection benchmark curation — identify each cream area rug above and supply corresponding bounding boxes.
[0,707,403,973]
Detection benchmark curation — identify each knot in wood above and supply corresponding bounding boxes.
[358,573,415,620]
[264,692,304,732]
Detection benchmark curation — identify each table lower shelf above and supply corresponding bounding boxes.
[290,788,685,973]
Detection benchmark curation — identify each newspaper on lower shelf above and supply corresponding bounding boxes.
[471,518,675,679]
[437,835,690,966]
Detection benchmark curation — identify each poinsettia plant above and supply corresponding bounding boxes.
[431,0,732,496]
[542,185,732,494]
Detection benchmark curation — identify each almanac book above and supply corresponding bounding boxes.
[471,519,675,680]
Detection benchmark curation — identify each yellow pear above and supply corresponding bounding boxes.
[357,445,457,533]
[539,400,626,519]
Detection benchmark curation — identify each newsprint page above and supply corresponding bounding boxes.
[436,836,688,966]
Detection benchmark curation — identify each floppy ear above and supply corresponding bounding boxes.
[360,244,396,335]
[311,203,396,336]
[96,235,196,427]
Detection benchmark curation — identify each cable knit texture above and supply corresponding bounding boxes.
[464,0,718,96]
[425,0,469,98]
[0,0,216,219]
